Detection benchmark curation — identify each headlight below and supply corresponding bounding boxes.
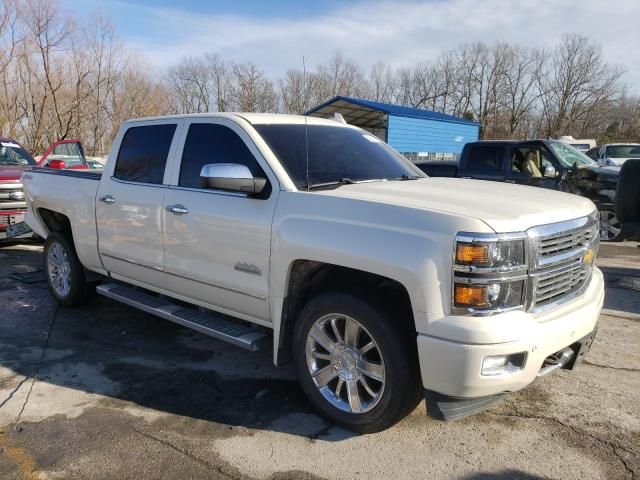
[455,239,525,269]
[453,280,524,311]
[453,233,528,314]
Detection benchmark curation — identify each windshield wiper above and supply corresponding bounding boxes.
[389,174,421,181]
[305,178,360,190]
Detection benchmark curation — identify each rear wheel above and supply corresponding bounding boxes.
[44,232,94,306]
[292,291,421,433]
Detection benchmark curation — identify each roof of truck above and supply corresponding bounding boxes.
[126,112,353,127]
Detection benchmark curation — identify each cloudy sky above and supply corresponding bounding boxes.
[63,0,640,88]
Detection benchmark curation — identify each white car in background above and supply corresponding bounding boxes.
[587,143,640,167]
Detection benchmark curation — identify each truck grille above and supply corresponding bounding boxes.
[529,214,599,309]
[0,182,25,211]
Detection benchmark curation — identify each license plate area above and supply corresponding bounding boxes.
[5,219,31,238]
[565,328,598,370]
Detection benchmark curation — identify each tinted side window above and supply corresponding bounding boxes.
[179,123,265,189]
[466,146,505,172]
[114,124,177,184]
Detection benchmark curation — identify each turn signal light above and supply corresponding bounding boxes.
[454,284,491,308]
[455,244,490,265]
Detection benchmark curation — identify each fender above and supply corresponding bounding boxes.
[268,191,492,364]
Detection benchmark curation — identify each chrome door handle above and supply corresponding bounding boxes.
[166,204,189,215]
[99,195,116,204]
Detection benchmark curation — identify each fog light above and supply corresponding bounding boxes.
[481,352,527,376]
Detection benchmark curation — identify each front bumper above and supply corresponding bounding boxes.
[417,268,604,399]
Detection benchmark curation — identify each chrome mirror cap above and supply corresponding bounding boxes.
[199,163,267,195]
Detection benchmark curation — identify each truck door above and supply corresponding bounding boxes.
[162,119,278,323]
[96,122,180,290]
[505,143,560,190]
[459,144,507,182]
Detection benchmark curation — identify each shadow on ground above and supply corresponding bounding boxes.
[0,245,356,441]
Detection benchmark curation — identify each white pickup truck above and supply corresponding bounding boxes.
[21,113,604,432]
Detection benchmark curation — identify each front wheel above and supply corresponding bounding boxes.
[44,232,94,306]
[292,292,421,433]
[599,209,623,242]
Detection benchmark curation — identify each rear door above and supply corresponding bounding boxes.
[96,121,181,290]
[459,144,507,182]
[162,118,279,323]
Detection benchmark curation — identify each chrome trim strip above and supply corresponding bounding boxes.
[0,183,23,190]
[165,269,267,301]
[110,177,167,189]
[101,252,164,272]
[167,185,248,198]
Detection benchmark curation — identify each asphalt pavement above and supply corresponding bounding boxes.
[0,240,638,480]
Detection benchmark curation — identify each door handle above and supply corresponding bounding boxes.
[505,179,516,183]
[166,204,189,215]
[99,195,116,204]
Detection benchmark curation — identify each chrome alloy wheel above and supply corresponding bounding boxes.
[599,210,622,241]
[47,241,72,297]
[305,313,385,414]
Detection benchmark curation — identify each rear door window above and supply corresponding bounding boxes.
[114,124,177,184]
[465,146,505,172]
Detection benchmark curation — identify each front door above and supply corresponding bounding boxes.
[505,143,560,190]
[96,122,179,290]
[163,119,279,323]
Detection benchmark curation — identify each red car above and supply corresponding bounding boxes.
[0,137,37,238]
[38,139,90,170]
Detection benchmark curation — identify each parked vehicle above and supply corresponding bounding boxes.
[18,114,604,432]
[585,143,640,167]
[616,159,640,241]
[0,137,37,239]
[418,140,622,241]
[38,139,91,170]
[557,136,597,152]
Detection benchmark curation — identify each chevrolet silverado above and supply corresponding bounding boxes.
[21,113,604,432]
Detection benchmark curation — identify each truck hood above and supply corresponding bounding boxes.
[319,177,595,232]
[0,165,26,182]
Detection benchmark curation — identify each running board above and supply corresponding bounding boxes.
[96,283,268,351]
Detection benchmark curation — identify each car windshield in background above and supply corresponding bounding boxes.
[547,141,597,168]
[606,145,640,158]
[254,124,425,190]
[0,141,36,166]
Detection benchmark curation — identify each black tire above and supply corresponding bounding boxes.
[617,159,640,223]
[292,291,421,433]
[43,232,94,306]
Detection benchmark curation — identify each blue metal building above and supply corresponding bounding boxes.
[306,96,480,162]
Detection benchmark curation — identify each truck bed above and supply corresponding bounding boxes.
[22,166,103,272]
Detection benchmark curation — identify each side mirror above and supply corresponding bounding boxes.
[199,163,267,195]
[543,165,557,178]
[48,159,66,169]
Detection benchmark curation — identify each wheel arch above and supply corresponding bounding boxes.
[274,259,416,366]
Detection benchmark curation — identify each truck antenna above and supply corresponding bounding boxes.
[303,56,310,192]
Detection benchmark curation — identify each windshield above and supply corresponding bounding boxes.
[547,141,597,168]
[605,145,640,159]
[253,124,425,189]
[0,141,36,166]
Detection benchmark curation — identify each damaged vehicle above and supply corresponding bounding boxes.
[418,140,621,241]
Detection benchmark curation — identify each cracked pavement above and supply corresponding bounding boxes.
[0,241,638,480]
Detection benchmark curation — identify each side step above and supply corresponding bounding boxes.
[96,283,268,351]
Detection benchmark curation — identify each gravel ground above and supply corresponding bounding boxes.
[0,240,638,480]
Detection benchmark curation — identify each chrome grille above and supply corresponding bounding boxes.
[538,222,599,257]
[528,213,599,310]
[0,182,25,210]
